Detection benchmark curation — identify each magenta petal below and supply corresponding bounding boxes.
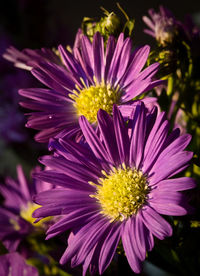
[97,109,120,166]
[153,177,196,192]
[149,151,193,185]
[129,102,146,168]
[60,215,107,265]
[122,219,142,273]
[113,105,130,164]
[79,116,112,170]
[99,223,122,274]
[92,32,105,83]
[150,201,188,216]
[46,209,97,238]
[107,33,124,84]
[141,206,172,240]
[120,45,150,87]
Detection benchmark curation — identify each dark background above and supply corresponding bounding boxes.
[1,0,200,49]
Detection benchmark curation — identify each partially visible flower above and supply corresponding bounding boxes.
[182,15,200,61]
[33,103,195,275]
[0,252,38,276]
[3,46,61,71]
[3,30,83,71]
[0,165,52,252]
[142,6,184,45]
[19,32,162,143]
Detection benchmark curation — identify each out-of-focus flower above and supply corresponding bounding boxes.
[19,32,162,143]
[0,165,52,252]
[3,30,83,71]
[3,46,61,71]
[143,6,184,45]
[0,252,38,276]
[33,103,195,275]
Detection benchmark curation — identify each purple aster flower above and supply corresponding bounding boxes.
[3,46,61,71]
[33,103,195,275]
[0,165,52,252]
[142,6,184,45]
[0,252,38,276]
[19,32,163,143]
[3,29,83,71]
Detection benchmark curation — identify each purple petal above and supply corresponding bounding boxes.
[129,102,147,168]
[99,223,122,274]
[92,32,104,83]
[113,105,130,165]
[149,151,193,185]
[152,177,196,192]
[58,45,87,85]
[107,33,124,84]
[46,208,97,238]
[104,36,115,82]
[122,219,142,273]
[39,155,99,184]
[142,16,155,30]
[141,206,172,240]
[120,45,150,87]
[79,116,112,170]
[97,109,120,166]
[60,215,108,265]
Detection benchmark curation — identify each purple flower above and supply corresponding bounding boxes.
[0,252,38,276]
[0,165,52,252]
[3,29,83,71]
[33,103,195,274]
[3,46,61,70]
[142,6,183,45]
[19,32,162,143]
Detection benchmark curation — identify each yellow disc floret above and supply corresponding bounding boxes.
[69,80,121,123]
[90,164,149,221]
[20,202,50,227]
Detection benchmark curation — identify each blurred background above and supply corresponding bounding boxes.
[1,0,200,48]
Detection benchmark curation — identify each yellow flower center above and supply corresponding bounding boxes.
[69,80,121,123]
[90,164,149,221]
[20,202,50,227]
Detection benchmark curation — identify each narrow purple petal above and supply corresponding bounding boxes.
[141,206,172,240]
[113,105,130,165]
[153,177,196,192]
[46,208,97,238]
[16,165,31,201]
[120,45,150,87]
[39,155,99,184]
[58,45,87,85]
[107,33,124,84]
[97,109,120,166]
[60,215,108,265]
[142,16,155,30]
[122,219,142,273]
[79,116,112,170]
[149,151,193,185]
[129,102,147,168]
[92,32,104,83]
[99,223,122,274]
[104,36,115,82]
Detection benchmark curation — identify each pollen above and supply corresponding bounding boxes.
[69,81,121,123]
[91,165,149,221]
